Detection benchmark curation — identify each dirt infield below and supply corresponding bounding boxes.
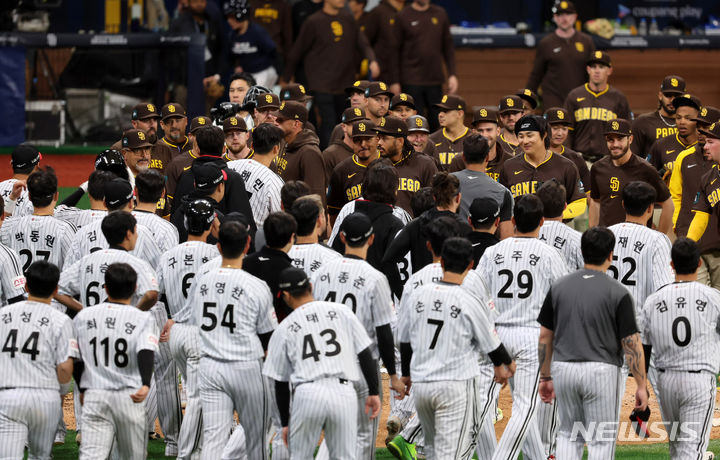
[0,154,93,186]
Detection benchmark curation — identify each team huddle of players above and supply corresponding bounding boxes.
[2,44,720,460]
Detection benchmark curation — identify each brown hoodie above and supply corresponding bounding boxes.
[274,129,326,203]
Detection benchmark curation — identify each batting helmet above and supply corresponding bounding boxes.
[241,85,272,113]
[185,199,216,235]
[95,149,129,181]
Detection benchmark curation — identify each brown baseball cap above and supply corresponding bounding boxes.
[498,95,524,114]
[161,102,187,121]
[552,0,576,14]
[544,107,572,125]
[374,116,407,137]
[407,115,430,133]
[345,80,370,96]
[390,93,416,110]
[660,75,686,95]
[132,103,161,121]
[699,121,720,140]
[693,106,720,125]
[672,93,702,112]
[351,120,377,139]
[365,81,393,98]
[434,94,467,111]
[280,84,311,102]
[604,118,632,136]
[472,107,499,125]
[121,129,153,149]
[222,115,248,133]
[275,101,308,124]
[341,107,367,124]
[517,88,538,109]
[256,92,281,110]
[587,50,611,67]
[189,116,212,134]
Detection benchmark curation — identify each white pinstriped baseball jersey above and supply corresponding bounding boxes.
[0,300,79,390]
[0,243,26,305]
[539,220,583,270]
[476,237,569,327]
[640,281,720,373]
[186,267,277,361]
[74,302,159,390]
[226,159,284,227]
[328,200,412,247]
[54,206,107,229]
[311,256,396,359]
[607,222,673,310]
[157,241,219,318]
[66,219,162,269]
[0,215,77,271]
[58,248,159,307]
[132,210,180,253]
[0,179,33,217]
[263,300,372,384]
[172,256,222,324]
[397,282,500,382]
[288,243,342,277]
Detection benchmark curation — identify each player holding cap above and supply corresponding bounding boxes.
[476,195,568,460]
[589,119,673,232]
[647,94,700,181]
[389,93,418,121]
[639,238,720,459]
[565,50,631,162]
[376,116,438,215]
[264,266,382,458]
[288,195,341,276]
[497,95,524,156]
[631,75,686,157]
[429,95,469,168]
[0,261,77,458]
[223,114,251,161]
[323,107,368,183]
[311,212,401,458]
[499,115,587,220]
[545,107,590,194]
[536,180,583,270]
[73,263,159,459]
[1,144,42,218]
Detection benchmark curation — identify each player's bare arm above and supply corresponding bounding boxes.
[622,332,649,411]
[538,325,555,403]
[54,293,83,312]
[136,289,159,311]
[588,197,601,227]
[657,197,674,235]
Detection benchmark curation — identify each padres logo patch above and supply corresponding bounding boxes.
[280,102,285,110]
[354,80,361,87]
[431,17,438,25]
[400,93,408,101]
[354,108,362,117]
[379,82,387,90]
[299,85,306,94]
[575,42,584,52]
[331,21,343,37]
[560,1,568,8]
[610,176,620,192]
[611,121,619,130]
[441,95,448,103]
[359,123,366,132]
[168,104,176,113]
[557,110,564,119]
[506,98,514,107]
[147,104,155,112]
[595,51,602,59]
[230,117,238,126]
[524,89,531,96]
[702,108,708,117]
[198,117,206,125]
[265,94,273,103]
[415,117,423,127]
[380,118,386,127]
[138,132,146,140]
[671,78,679,87]
[479,108,488,117]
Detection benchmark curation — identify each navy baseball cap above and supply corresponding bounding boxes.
[11,144,42,170]
[193,163,226,191]
[469,198,500,227]
[104,178,134,207]
[278,267,310,291]
[340,212,374,244]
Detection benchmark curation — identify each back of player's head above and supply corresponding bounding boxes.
[104,263,137,300]
[27,166,57,208]
[101,211,137,246]
[431,172,460,208]
[88,170,118,201]
[195,125,225,156]
[411,186,435,217]
[11,144,41,175]
[581,226,615,265]
[462,134,491,164]
[252,123,285,155]
[441,237,473,274]
[425,216,461,255]
[289,195,322,237]
[264,211,297,249]
[278,266,311,297]
[24,260,59,298]
[536,179,566,219]
[513,194,544,233]
[622,181,656,217]
[281,180,310,210]
[218,221,250,258]
[363,158,399,205]
[135,169,165,204]
[340,212,374,248]
[104,178,134,211]
[672,237,700,275]
[185,199,216,236]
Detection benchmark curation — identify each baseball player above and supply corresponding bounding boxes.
[119,128,154,187]
[311,212,401,459]
[223,114,252,161]
[323,107,368,184]
[496,95,524,156]
[180,221,276,460]
[687,121,720,243]
[647,93,700,181]
[545,107,590,194]
[631,75,685,157]
[263,266,382,458]
[407,115,436,160]
[564,50,632,162]
[0,261,77,459]
[476,195,569,460]
[429,95,469,168]
[132,169,180,253]
[226,122,285,227]
[390,93,418,121]
[254,92,281,127]
[365,82,393,123]
[110,102,162,150]
[517,88,539,115]
[1,144,42,218]
[640,238,720,459]
[288,195,341,276]
[0,198,25,307]
[158,199,220,460]
[156,102,192,160]
[399,237,515,458]
[324,80,370,147]
[498,115,587,220]
[589,119,673,232]
[164,115,212,211]
[536,180,583,270]
[73,263,159,459]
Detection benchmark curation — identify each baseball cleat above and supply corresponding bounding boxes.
[703,452,714,460]
[387,435,417,460]
[493,407,504,424]
[386,415,402,445]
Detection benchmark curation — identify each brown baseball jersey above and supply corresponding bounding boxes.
[647,133,698,178]
[110,138,172,174]
[565,84,632,161]
[590,154,670,227]
[360,0,401,85]
[274,129,326,202]
[322,141,354,184]
[326,154,379,215]
[499,152,584,203]
[392,150,438,215]
[165,151,197,204]
[497,133,519,156]
[429,127,469,169]
[329,124,345,146]
[630,111,677,157]
[447,143,512,182]
[692,165,720,241]
[556,145,591,194]
[250,0,292,57]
